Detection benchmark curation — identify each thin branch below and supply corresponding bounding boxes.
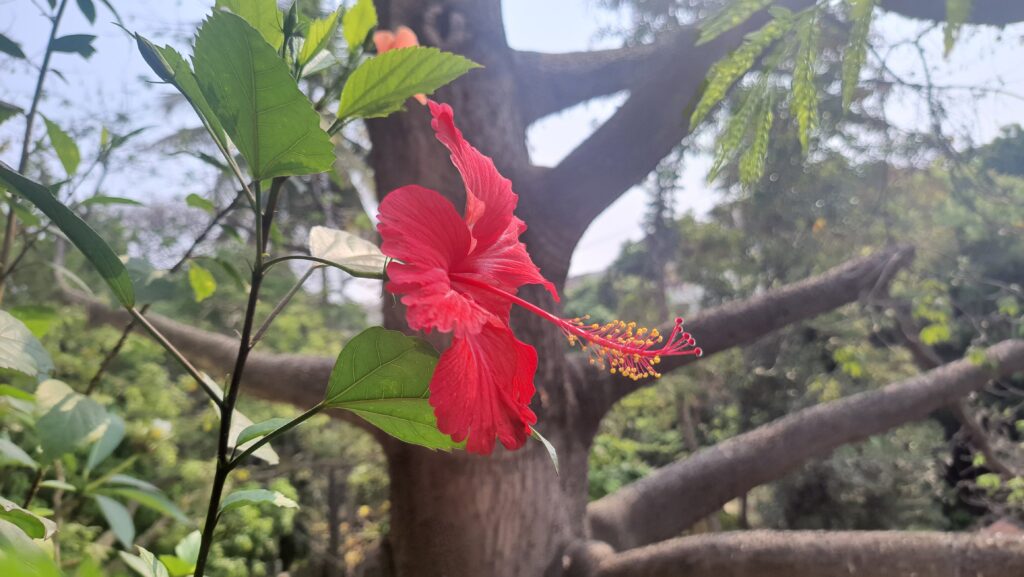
[588,530,1024,577]
[250,265,322,348]
[586,339,1024,551]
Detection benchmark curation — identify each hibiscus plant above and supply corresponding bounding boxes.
[0,0,699,573]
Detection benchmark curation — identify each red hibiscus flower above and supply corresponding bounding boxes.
[377,101,701,454]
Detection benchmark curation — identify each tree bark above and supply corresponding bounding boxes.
[587,340,1024,550]
[591,530,1024,577]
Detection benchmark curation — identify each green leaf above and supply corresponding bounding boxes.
[10,305,58,339]
[105,474,161,493]
[308,225,387,278]
[919,323,951,346]
[0,496,56,540]
[698,0,773,45]
[39,480,76,492]
[174,530,201,564]
[342,0,378,52]
[325,327,461,450]
[236,417,290,447]
[86,412,125,472]
[0,437,38,469]
[185,193,215,214]
[215,0,285,50]
[187,262,217,303]
[299,7,342,66]
[531,427,559,475]
[338,47,480,121]
[158,555,195,577]
[0,100,23,127]
[193,11,335,180]
[119,547,170,577]
[0,163,135,307]
[944,0,973,56]
[0,34,25,59]
[134,36,228,152]
[690,9,793,128]
[842,0,874,111]
[99,488,188,523]
[201,375,281,464]
[219,489,298,515]
[95,495,135,547]
[791,9,819,154]
[51,34,97,58]
[42,117,81,176]
[36,381,110,459]
[738,96,773,185]
[76,0,97,23]
[80,195,143,207]
[0,310,53,377]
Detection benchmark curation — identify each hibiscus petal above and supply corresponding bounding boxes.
[387,265,493,336]
[427,100,518,248]
[457,215,559,302]
[378,184,471,269]
[430,324,538,454]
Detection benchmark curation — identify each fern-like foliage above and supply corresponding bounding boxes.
[841,0,875,111]
[698,0,774,45]
[690,7,794,128]
[790,9,820,154]
[739,95,774,184]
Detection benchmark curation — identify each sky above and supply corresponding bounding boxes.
[3,0,1024,281]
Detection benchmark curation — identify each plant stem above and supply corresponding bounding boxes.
[229,401,324,467]
[0,0,70,304]
[250,265,321,348]
[192,181,269,577]
[262,254,384,280]
[22,466,46,508]
[129,307,222,408]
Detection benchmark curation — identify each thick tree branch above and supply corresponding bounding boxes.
[63,288,379,437]
[589,530,1024,577]
[513,44,661,124]
[587,339,1024,550]
[880,0,1024,25]
[583,245,914,421]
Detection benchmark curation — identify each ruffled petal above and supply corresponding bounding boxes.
[457,215,559,302]
[378,185,471,270]
[430,324,538,454]
[427,100,517,248]
[386,264,493,337]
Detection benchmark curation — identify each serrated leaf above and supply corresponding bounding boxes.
[184,193,215,214]
[193,11,334,180]
[0,310,53,377]
[299,8,342,65]
[325,327,461,450]
[842,0,874,111]
[119,547,170,577]
[791,9,819,154]
[215,0,284,49]
[308,225,386,278]
[691,10,793,128]
[337,47,480,121]
[36,382,110,459]
[0,163,135,307]
[0,438,37,469]
[187,262,216,303]
[235,417,290,447]
[86,412,125,472]
[134,36,228,152]
[42,117,81,176]
[99,488,188,523]
[219,489,297,514]
[343,0,377,52]
[76,0,96,23]
[51,34,97,58]
[698,0,773,45]
[0,496,56,539]
[0,34,25,59]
